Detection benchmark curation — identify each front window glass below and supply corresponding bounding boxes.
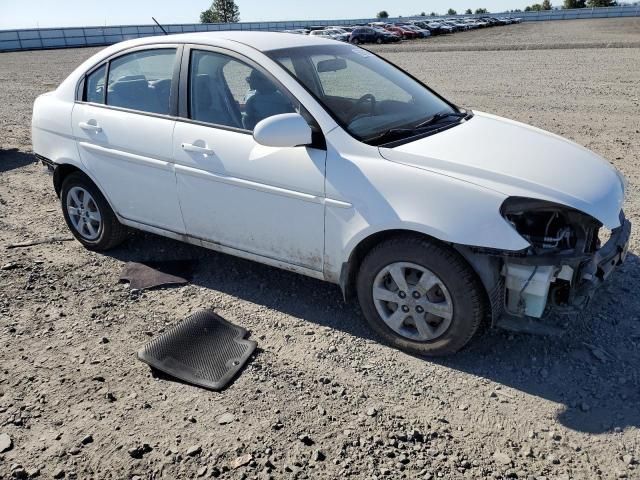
[106,49,176,115]
[267,44,459,145]
[189,50,296,131]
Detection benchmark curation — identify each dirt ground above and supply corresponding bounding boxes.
[1,17,639,480]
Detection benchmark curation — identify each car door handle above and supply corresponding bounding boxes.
[78,121,102,133]
[181,143,215,155]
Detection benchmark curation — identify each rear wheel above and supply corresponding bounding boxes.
[60,172,128,251]
[356,235,486,356]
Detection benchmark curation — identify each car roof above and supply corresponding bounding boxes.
[116,31,337,52]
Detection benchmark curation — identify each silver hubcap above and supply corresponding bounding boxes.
[66,186,102,241]
[372,262,453,342]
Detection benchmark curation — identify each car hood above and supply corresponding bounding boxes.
[379,111,625,228]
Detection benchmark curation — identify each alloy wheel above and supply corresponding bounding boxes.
[66,186,102,241]
[372,261,453,341]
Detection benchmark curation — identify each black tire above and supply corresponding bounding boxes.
[376,37,383,44]
[60,171,128,251]
[356,235,486,356]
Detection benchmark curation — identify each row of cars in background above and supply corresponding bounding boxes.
[282,16,522,44]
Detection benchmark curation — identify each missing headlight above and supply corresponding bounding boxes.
[500,197,601,255]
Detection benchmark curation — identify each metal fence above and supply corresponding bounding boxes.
[1,5,639,53]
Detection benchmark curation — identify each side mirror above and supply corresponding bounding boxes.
[253,113,312,148]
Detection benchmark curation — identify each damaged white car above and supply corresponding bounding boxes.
[32,32,631,355]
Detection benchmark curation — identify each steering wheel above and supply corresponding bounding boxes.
[347,94,376,122]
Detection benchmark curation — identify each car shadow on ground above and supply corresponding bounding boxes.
[0,148,37,173]
[107,231,640,435]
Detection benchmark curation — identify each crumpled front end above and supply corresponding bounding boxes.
[488,200,631,321]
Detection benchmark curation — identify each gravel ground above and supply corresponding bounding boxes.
[1,18,639,480]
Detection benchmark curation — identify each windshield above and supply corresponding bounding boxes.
[266,44,460,145]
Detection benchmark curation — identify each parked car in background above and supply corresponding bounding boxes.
[439,20,464,32]
[325,29,350,41]
[479,17,499,26]
[352,26,399,45]
[370,27,402,43]
[412,21,443,35]
[350,26,378,44]
[33,32,630,357]
[309,30,333,39]
[310,29,348,41]
[428,21,455,34]
[401,24,431,38]
[282,29,308,35]
[326,27,352,38]
[469,19,483,28]
[451,19,472,30]
[386,24,419,39]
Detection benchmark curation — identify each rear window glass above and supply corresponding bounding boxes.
[105,49,176,115]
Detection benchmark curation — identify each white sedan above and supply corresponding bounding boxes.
[32,32,630,355]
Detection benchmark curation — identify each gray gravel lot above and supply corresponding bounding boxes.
[1,18,639,480]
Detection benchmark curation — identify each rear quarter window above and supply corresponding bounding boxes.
[85,64,106,104]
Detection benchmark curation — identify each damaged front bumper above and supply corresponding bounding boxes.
[501,212,631,318]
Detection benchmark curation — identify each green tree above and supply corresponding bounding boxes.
[447,8,457,14]
[420,11,426,16]
[563,0,586,7]
[465,8,473,14]
[542,0,552,8]
[377,10,390,18]
[586,0,616,6]
[528,3,544,10]
[475,7,489,13]
[200,0,240,23]
[430,11,438,16]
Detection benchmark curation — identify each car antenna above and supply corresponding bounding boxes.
[152,17,169,35]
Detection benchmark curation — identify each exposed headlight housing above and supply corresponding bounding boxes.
[500,197,601,255]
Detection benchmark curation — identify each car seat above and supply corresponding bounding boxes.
[243,70,294,130]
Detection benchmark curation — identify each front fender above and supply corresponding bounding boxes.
[322,130,529,282]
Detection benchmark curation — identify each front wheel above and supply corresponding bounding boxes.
[356,236,486,356]
[60,171,128,251]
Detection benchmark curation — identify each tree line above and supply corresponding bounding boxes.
[524,0,616,11]
[198,0,622,25]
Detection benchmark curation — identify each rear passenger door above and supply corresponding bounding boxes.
[72,46,185,233]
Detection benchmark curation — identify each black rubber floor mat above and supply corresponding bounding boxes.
[137,310,256,391]
[120,260,196,290]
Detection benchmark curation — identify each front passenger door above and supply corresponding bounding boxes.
[173,47,326,271]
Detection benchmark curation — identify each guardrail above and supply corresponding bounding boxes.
[1,5,639,53]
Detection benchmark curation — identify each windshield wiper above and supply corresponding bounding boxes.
[364,110,468,145]
[411,110,467,130]
[363,128,416,145]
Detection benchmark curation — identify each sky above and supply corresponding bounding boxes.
[0,0,532,29]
